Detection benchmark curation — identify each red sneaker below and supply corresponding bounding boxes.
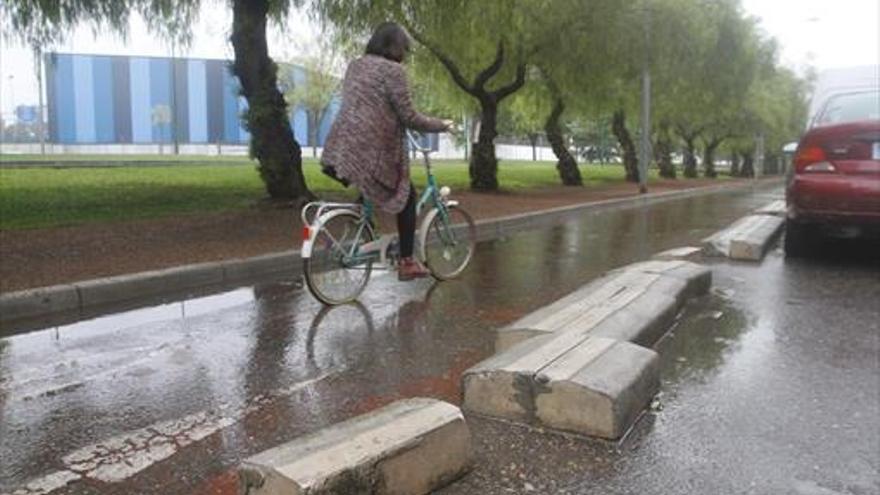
[398,257,430,281]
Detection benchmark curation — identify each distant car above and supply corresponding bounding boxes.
[785,88,880,256]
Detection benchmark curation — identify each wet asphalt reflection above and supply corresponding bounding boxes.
[1,183,789,493]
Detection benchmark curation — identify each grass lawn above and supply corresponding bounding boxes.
[0,157,652,230]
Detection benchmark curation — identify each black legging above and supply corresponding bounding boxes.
[397,185,417,258]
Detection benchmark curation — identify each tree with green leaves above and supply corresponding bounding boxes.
[316,0,532,191]
[498,82,546,162]
[2,0,312,202]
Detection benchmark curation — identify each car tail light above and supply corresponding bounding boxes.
[794,145,836,173]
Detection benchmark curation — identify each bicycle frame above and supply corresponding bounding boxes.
[302,132,459,266]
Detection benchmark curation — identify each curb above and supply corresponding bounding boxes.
[0,179,779,327]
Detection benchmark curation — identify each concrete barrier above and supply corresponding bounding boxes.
[462,335,658,439]
[465,260,710,440]
[496,260,711,351]
[238,398,471,495]
[703,214,785,261]
[756,199,786,217]
[652,246,703,261]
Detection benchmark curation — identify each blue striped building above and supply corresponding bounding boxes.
[45,52,339,146]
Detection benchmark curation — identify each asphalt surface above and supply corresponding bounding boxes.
[439,237,880,495]
[2,182,877,494]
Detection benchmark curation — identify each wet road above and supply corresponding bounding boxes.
[439,236,880,495]
[4,182,870,494]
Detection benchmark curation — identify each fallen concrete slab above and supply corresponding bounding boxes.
[496,260,711,351]
[702,214,785,261]
[462,336,659,439]
[238,398,471,495]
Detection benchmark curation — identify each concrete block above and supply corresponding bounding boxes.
[653,246,703,261]
[729,215,785,261]
[238,398,471,495]
[222,251,299,283]
[655,262,713,301]
[0,284,80,322]
[496,260,710,351]
[755,200,786,217]
[703,214,784,261]
[535,337,660,438]
[588,291,679,346]
[702,216,750,256]
[463,336,659,439]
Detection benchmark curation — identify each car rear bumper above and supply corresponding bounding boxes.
[788,174,880,225]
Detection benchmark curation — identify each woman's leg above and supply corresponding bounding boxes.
[397,185,429,280]
[397,185,417,258]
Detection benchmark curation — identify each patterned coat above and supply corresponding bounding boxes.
[321,55,447,214]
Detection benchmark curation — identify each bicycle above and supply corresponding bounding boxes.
[300,131,477,305]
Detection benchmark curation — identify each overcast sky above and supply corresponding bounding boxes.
[1,0,878,118]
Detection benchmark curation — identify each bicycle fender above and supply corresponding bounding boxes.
[301,209,361,259]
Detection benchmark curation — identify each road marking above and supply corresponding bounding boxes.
[3,471,81,495]
[4,371,339,493]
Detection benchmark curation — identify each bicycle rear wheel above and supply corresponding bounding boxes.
[419,204,476,280]
[304,212,374,305]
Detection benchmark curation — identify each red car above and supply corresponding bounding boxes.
[785,89,880,256]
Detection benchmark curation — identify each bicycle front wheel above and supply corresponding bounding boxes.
[419,204,476,280]
[304,212,374,305]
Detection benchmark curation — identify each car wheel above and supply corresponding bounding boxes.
[784,219,812,258]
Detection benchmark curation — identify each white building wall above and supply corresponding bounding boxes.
[2,137,560,162]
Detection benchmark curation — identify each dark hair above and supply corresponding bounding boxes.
[365,22,410,63]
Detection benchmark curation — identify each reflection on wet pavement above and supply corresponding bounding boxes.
[1,184,803,494]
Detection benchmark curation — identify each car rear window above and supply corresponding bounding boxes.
[815,91,880,125]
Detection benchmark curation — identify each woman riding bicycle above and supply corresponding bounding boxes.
[321,22,454,281]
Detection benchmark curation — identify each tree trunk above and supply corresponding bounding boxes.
[703,139,722,178]
[545,96,582,186]
[470,98,499,191]
[682,138,698,178]
[612,110,639,183]
[230,0,311,201]
[528,133,538,161]
[409,32,525,192]
[730,153,740,176]
[654,122,676,179]
[740,151,755,177]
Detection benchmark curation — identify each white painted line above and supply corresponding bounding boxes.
[4,372,339,494]
[4,471,81,495]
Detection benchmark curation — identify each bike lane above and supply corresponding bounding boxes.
[1,184,780,494]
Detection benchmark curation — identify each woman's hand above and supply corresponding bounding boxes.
[441,119,455,131]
